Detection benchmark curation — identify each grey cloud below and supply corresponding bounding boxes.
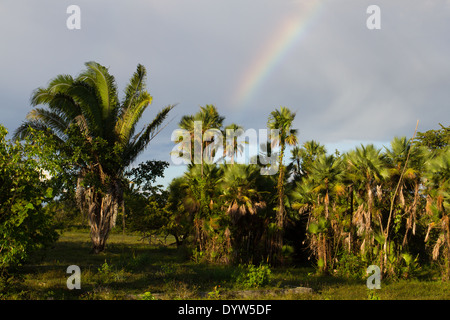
[1,1,449,176]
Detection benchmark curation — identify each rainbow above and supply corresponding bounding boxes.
[232,1,325,108]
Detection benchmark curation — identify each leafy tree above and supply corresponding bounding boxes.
[14,62,174,253]
[163,177,192,247]
[416,123,449,154]
[125,160,169,196]
[0,125,59,275]
[122,160,169,236]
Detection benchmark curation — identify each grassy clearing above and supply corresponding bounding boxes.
[4,230,449,300]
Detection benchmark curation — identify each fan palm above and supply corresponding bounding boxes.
[221,164,266,220]
[224,123,247,165]
[267,106,298,264]
[14,62,174,253]
[221,164,268,262]
[180,163,223,252]
[289,140,327,181]
[344,144,388,257]
[384,137,426,247]
[301,154,345,272]
[423,147,450,279]
[173,105,224,176]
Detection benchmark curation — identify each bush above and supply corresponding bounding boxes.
[96,260,125,285]
[0,125,59,276]
[232,263,272,288]
[141,292,156,300]
[335,251,367,279]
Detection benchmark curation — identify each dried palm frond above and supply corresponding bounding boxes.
[432,235,444,260]
[376,184,382,201]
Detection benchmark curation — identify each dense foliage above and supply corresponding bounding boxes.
[2,61,449,284]
[14,62,174,253]
[0,125,59,275]
[168,105,450,280]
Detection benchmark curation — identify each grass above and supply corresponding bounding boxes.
[3,229,450,300]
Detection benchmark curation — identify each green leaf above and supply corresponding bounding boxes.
[45,187,53,198]
[308,222,319,235]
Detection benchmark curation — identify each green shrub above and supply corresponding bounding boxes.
[335,251,367,279]
[141,291,157,300]
[0,125,60,276]
[233,263,272,288]
[96,260,125,284]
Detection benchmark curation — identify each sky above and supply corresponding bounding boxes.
[1,1,449,187]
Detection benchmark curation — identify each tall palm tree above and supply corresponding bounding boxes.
[172,106,225,259]
[309,154,345,220]
[174,105,224,176]
[296,154,345,273]
[344,144,388,260]
[180,163,224,253]
[224,123,247,165]
[267,106,298,264]
[14,62,174,253]
[384,137,426,247]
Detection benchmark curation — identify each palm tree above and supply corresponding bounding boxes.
[289,146,303,180]
[267,106,298,264]
[221,164,263,219]
[180,163,224,254]
[174,105,224,176]
[423,147,450,279]
[14,62,174,253]
[384,137,426,248]
[296,154,345,273]
[220,164,268,262]
[224,123,247,165]
[289,140,326,181]
[164,177,191,247]
[344,144,388,261]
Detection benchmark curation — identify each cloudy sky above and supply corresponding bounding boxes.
[1,1,449,186]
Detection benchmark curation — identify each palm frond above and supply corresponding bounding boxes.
[13,120,65,146]
[116,91,152,145]
[123,104,175,166]
[26,108,70,138]
[78,61,119,124]
[121,64,147,114]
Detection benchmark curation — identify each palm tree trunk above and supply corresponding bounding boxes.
[349,186,354,253]
[86,183,120,254]
[445,216,450,280]
[273,142,286,264]
[122,200,126,235]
